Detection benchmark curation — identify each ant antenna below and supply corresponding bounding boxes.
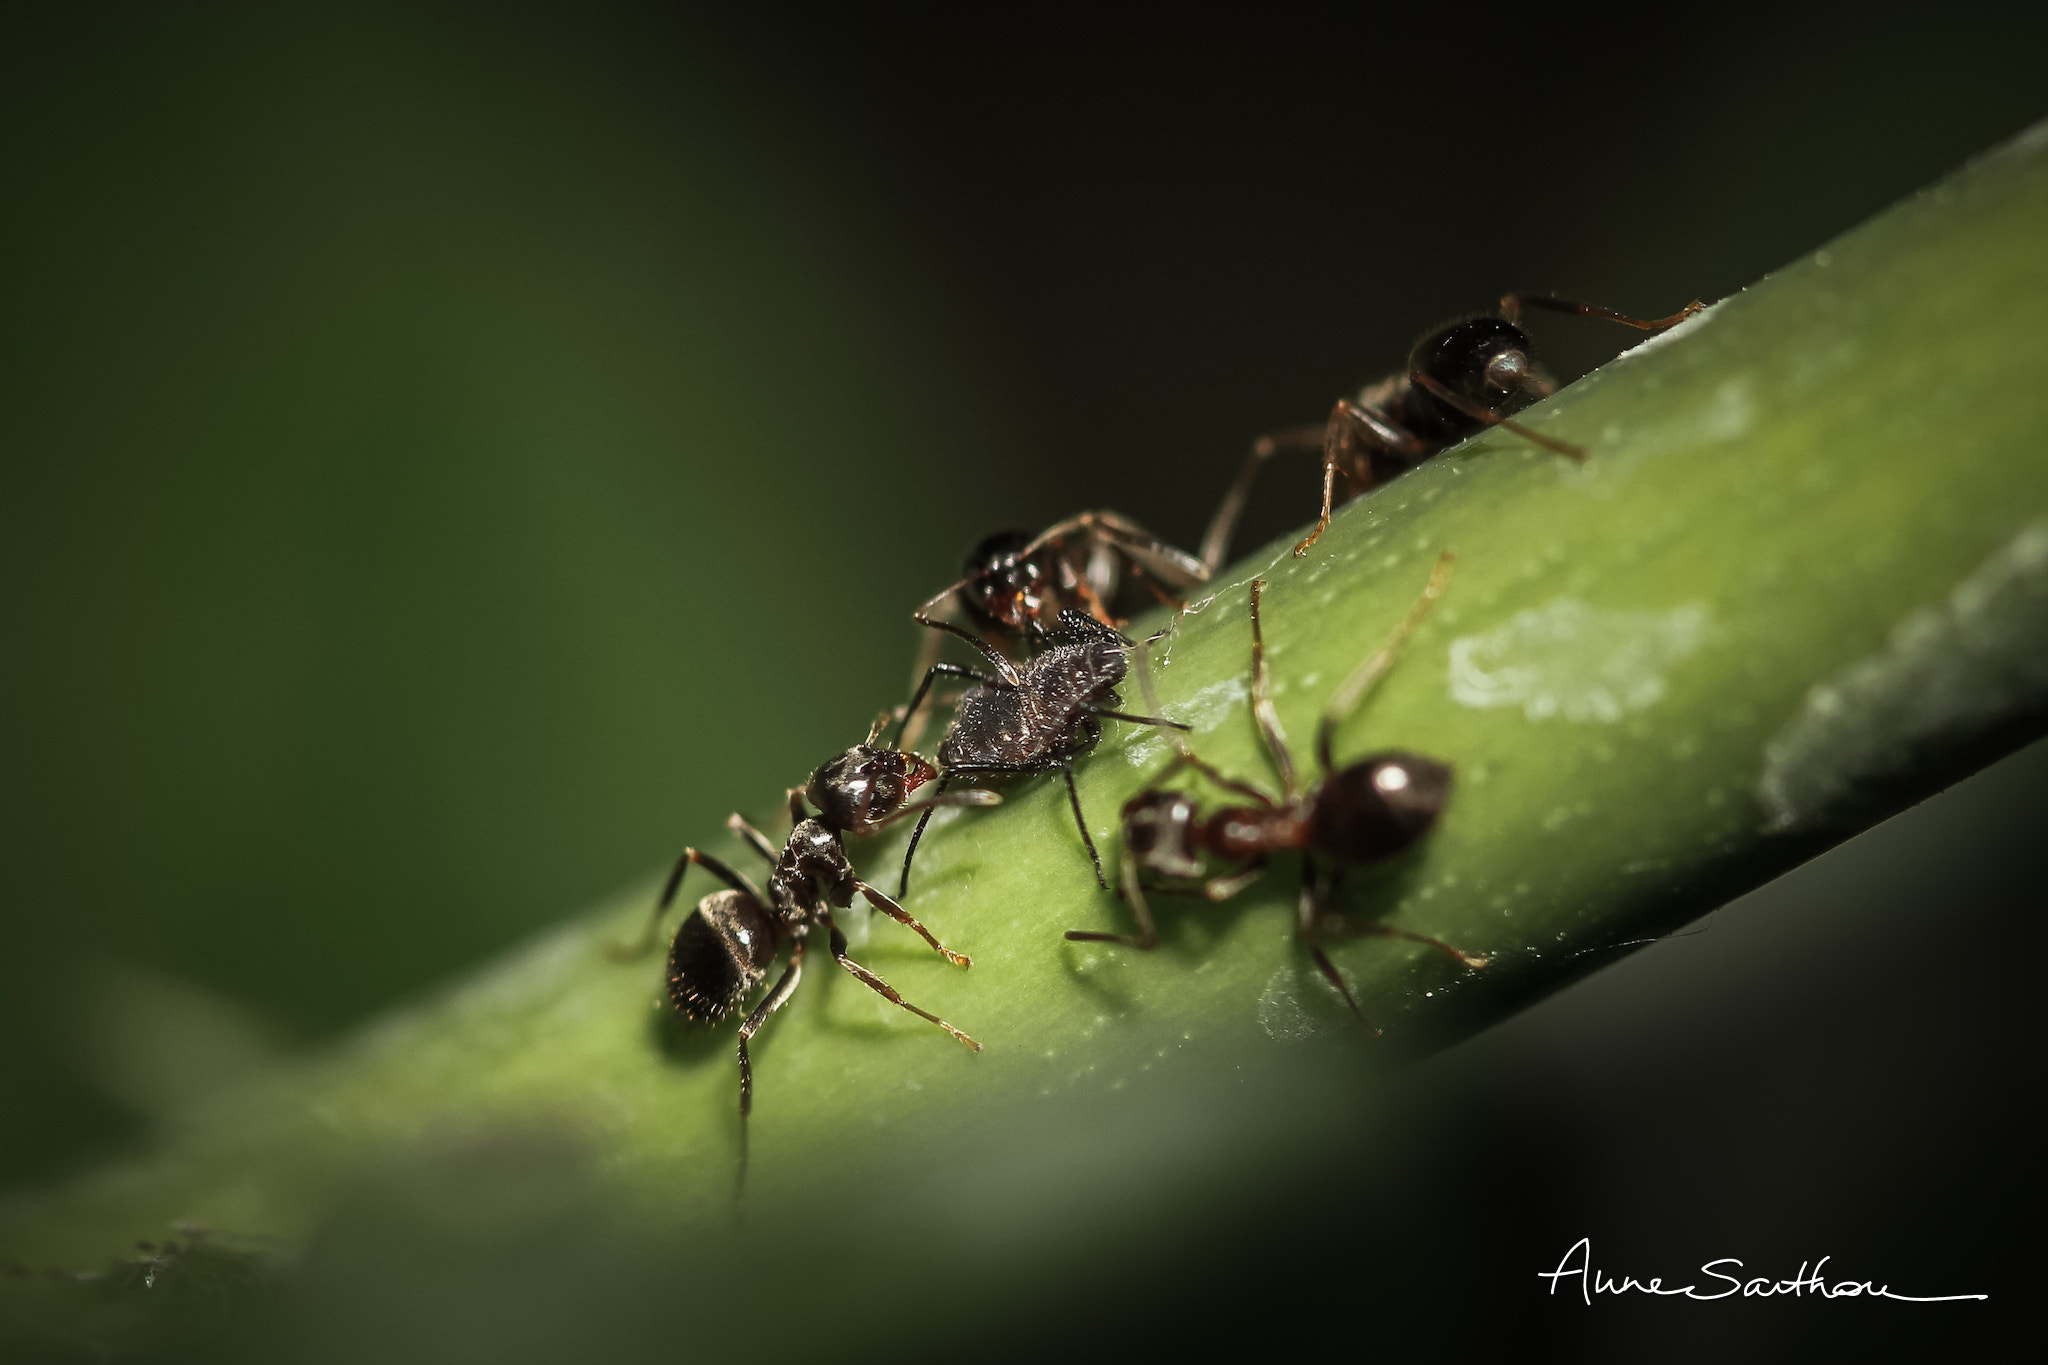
[1314,552,1455,773]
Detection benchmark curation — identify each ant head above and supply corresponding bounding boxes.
[1410,317,1538,423]
[667,890,779,1023]
[1310,751,1452,862]
[1122,789,1203,878]
[961,530,1051,633]
[806,744,939,834]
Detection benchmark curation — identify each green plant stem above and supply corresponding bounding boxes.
[5,125,2048,1292]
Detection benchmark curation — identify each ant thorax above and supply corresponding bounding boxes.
[766,819,856,919]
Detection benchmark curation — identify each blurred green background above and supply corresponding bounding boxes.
[3,4,2038,1355]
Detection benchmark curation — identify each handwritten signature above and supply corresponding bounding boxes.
[1538,1237,1987,1304]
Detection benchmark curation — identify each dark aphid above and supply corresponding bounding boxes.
[618,713,997,1173]
[893,608,1189,898]
[1200,294,1704,569]
[1066,555,1487,1023]
[898,511,1209,750]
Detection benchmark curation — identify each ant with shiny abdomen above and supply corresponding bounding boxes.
[892,608,1188,899]
[1066,555,1487,1023]
[899,512,1208,750]
[617,714,998,1168]
[1199,295,1704,570]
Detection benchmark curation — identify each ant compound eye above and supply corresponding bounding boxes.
[1481,347,1531,393]
[1412,317,1536,410]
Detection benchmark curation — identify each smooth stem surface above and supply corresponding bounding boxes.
[5,124,2047,1346]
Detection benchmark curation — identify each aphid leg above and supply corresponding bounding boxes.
[895,773,960,898]
[1091,709,1190,731]
[1298,855,1368,1026]
[609,847,764,961]
[894,658,1005,751]
[727,812,781,863]
[825,914,980,1052]
[1063,767,1109,889]
[1498,294,1704,333]
[1315,551,1455,773]
[1202,424,1324,573]
[853,879,971,967]
[1064,851,1161,949]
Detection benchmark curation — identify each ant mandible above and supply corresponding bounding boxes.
[618,713,998,1160]
[1066,555,1487,1022]
[1199,294,1704,570]
[892,608,1188,899]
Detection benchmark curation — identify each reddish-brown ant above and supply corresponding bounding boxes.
[616,713,997,1162]
[892,608,1188,898]
[1200,295,1704,569]
[1066,555,1486,1021]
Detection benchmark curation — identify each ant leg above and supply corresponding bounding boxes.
[609,847,765,961]
[1247,578,1301,799]
[1065,853,1161,950]
[727,812,781,863]
[825,914,980,1052]
[1062,768,1109,890]
[1357,922,1490,970]
[896,774,951,898]
[1291,400,1423,557]
[737,939,806,1118]
[1498,294,1704,333]
[734,938,806,1194]
[893,658,1005,751]
[1071,510,1210,597]
[1410,372,1584,461]
[1298,855,1367,1026]
[853,879,972,967]
[1319,864,1488,970]
[1202,425,1324,573]
[1315,551,1455,773]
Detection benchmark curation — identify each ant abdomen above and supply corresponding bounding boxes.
[667,889,783,1023]
[1310,752,1453,862]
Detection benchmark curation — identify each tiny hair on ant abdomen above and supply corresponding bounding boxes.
[891,608,1190,899]
[1199,294,1704,570]
[1067,554,1486,1023]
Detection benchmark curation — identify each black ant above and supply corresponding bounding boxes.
[1066,555,1487,1022]
[617,714,998,1162]
[892,608,1188,898]
[1199,294,1704,569]
[898,512,1208,750]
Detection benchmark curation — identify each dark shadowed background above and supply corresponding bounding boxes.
[3,5,2035,1357]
